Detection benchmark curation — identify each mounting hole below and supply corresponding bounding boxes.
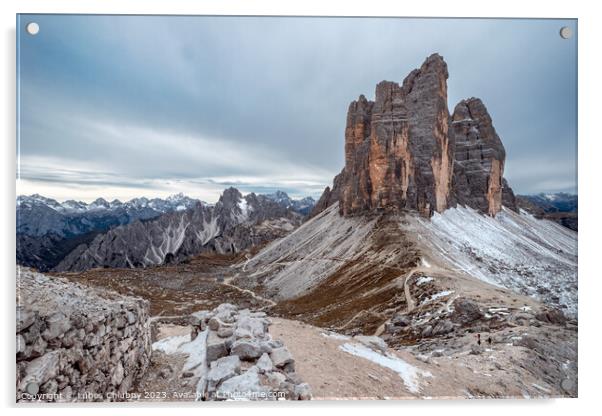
[559,26,572,39]
[25,382,39,395]
[26,22,39,36]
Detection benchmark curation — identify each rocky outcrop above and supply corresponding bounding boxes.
[55,188,301,272]
[450,98,516,215]
[313,53,516,218]
[338,54,453,217]
[308,171,345,218]
[16,268,151,402]
[186,303,311,401]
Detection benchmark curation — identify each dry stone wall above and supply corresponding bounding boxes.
[189,303,312,400]
[16,268,151,402]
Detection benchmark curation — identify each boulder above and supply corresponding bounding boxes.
[215,367,272,401]
[20,350,60,389]
[431,319,454,336]
[208,316,233,333]
[235,315,269,339]
[42,312,71,340]
[206,331,233,362]
[265,371,287,390]
[535,308,567,325]
[390,313,411,327]
[450,298,483,324]
[207,355,241,392]
[256,353,273,374]
[231,339,263,361]
[270,347,294,368]
[294,383,312,400]
[217,326,235,338]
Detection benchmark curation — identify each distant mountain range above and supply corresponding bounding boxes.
[16,190,316,271]
[516,192,578,231]
[264,191,315,216]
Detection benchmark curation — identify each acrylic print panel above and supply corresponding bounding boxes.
[16,14,577,402]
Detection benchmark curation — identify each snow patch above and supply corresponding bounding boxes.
[321,331,351,341]
[421,290,454,305]
[339,343,431,394]
[152,330,208,378]
[409,206,577,317]
[416,276,434,286]
[152,334,191,355]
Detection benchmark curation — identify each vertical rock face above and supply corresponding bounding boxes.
[338,53,454,217]
[450,98,515,215]
[311,53,516,219]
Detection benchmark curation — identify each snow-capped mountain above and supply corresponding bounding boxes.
[264,191,316,215]
[517,192,577,213]
[17,192,200,216]
[16,193,203,271]
[54,188,302,272]
[516,192,578,231]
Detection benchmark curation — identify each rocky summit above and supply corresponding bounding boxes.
[314,53,514,218]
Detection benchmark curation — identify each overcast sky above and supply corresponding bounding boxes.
[17,15,577,203]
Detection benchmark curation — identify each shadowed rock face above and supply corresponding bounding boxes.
[339,53,453,217]
[312,53,516,218]
[450,98,516,215]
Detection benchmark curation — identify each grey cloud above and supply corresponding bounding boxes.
[18,15,577,201]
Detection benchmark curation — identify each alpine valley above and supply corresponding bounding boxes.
[16,54,577,402]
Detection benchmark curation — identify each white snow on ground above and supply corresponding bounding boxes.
[408,206,577,317]
[339,343,431,394]
[152,330,208,377]
[321,331,351,341]
[416,276,434,286]
[421,290,454,305]
[179,330,208,373]
[152,334,191,355]
[421,258,432,268]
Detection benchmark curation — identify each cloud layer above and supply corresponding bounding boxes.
[17,15,577,202]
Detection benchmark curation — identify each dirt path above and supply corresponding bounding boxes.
[220,280,276,308]
[403,269,418,312]
[269,317,441,399]
[373,267,423,336]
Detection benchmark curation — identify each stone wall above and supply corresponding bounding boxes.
[16,268,151,402]
[188,303,311,400]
